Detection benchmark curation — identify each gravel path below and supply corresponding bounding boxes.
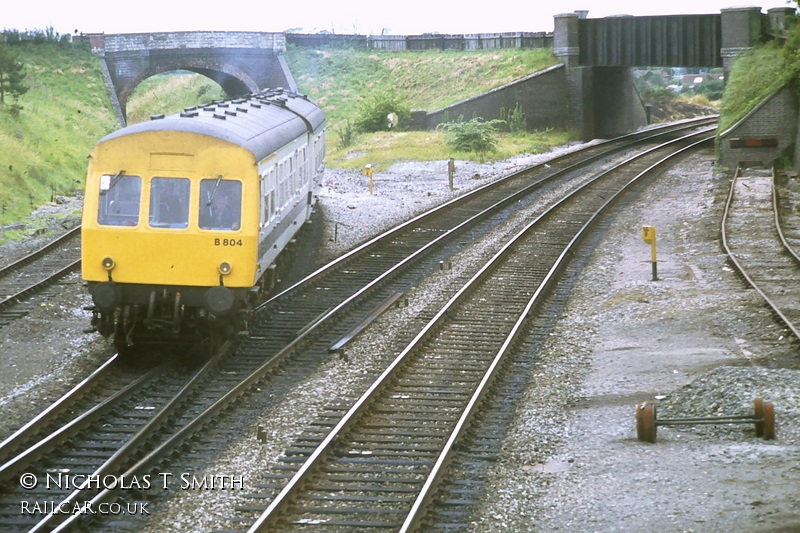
[468,154,800,532]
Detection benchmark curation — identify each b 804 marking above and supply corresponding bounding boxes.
[214,238,243,247]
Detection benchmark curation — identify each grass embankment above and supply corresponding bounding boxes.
[288,46,559,126]
[0,46,227,237]
[718,42,792,133]
[287,46,573,170]
[123,47,571,170]
[126,72,225,124]
[125,47,569,170]
[0,42,117,231]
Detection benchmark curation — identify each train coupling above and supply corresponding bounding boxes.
[145,289,184,333]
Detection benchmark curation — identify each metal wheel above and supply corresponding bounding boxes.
[762,402,775,440]
[636,403,645,441]
[754,398,764,437]
[642,404,657,443]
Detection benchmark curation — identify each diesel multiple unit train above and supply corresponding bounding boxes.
[81,88,326,351]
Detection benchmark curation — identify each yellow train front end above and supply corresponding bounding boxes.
[82,129,259,350]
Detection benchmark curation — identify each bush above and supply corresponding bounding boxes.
[438,115,505,159]
[635,70,669,95]
[505,103,527,135]
[334,119,357,148]
[355,87,410,132]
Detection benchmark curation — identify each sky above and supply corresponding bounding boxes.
[3,0,796,37]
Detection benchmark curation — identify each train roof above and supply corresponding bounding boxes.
[98,89,325,160]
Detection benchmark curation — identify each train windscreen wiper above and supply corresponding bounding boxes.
[99,170,126,196]
[206,175,223,206]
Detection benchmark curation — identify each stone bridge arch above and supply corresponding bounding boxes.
[120,61,260,117]
[89,31,296,125]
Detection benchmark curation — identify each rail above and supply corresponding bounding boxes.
[246,129,715,531]
[0,226,82,321]
[721,165,800,341]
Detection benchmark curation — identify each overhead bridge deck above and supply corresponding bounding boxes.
[577,15,722,68]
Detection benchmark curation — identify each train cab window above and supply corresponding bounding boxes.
[97,174,141,226]
[149,177,190,229]
[199,179,242,231]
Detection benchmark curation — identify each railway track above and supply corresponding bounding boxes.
[0,226,81,327]
[1,333,361,533]
[238,128,715,531]
[262,117,718,310]
[1,120,715,532]
[0,355,130,459]
[722,165,800,341]
[0,349,205,532]
[250,118,719,356]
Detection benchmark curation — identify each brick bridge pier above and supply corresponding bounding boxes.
[553,6,795,139]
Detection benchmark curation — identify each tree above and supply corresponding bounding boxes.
[782,7,800,69]
[0,42,28,104]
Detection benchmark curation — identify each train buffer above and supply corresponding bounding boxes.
[635,398,775,443]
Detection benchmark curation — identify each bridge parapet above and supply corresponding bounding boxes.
[101,31,285,53]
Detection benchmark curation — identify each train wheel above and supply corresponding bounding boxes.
[208,324,226,356]
[115,337,132,356]
[113,331,141,364]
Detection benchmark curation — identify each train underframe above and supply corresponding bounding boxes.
[88,280,255,355]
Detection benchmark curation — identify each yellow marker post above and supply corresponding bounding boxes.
[642,225,657,281]
[364,164,374,195]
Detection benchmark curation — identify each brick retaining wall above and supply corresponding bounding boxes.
[419,64,568,131]
[717,84,798,169]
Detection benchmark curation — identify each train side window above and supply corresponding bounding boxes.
[97,174,141,226]
[149,177,190,229]
[279,161,286,207]
[260,175,267,227]
[270,191,275,218]
[291,153,297,192]
[199,179,242,231]
[301,147,308,185]
[268,168,276,220]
